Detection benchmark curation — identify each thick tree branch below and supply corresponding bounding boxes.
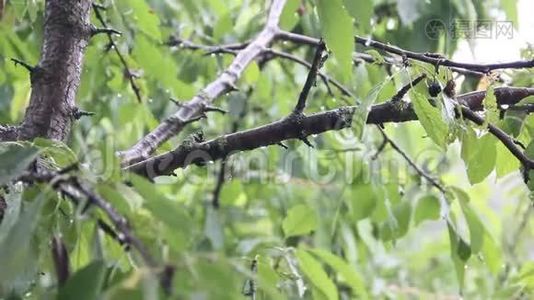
[119,0,288,166]
[367,87,534,124]
[19,0,93,141]
[126,86,534,178]
[22,169,158,268]
[126,107,355,178]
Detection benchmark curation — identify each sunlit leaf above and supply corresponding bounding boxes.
[309,249,369,299]
[0,143,39,185]
[411,90,449,148]
[282,204,317,238]
[316,0,354,81]
[296,249,338,300]
[414,194,440,225]
[58,261,107,300]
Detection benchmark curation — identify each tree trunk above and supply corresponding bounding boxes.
[19,0,92,141]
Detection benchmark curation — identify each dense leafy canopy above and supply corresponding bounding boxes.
[0,0,533,299]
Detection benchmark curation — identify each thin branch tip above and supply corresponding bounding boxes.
[10,58,34,72]
[91,26,122,37]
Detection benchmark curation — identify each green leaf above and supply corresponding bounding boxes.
[349,184,378,220]
[280,0,300,31]
[414,194,441,225]
[0,191,46,293]
[58,261,107,300]
[242,61,260,85]
[282,204,317,238]
[411,91,449,148]
[309,249,369,299]
[316,0,354,81]
[447,222,468,290]
[130,175,192,232]
[365,49,386,64]
[459,201,485,253]
[483,86,499,124]
[213,12,233,40]
[33,138,77,168]
[296,249,338,300]
[500,0,518,28]
[343,0,373,32]
[129,0,162,41]
[481,232,503,275]
[353,83,383,139]
[462,132,497,184]
[380,201,412,241]
[0,143,40,185]
[133,35,194,99]
[496,141,520,177]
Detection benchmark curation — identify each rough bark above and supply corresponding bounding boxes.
[127,87,534,179]
[18,0,92,141]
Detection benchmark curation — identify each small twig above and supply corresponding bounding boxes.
[211,160,226,209]
[166,36,246,54]
[391,74,426,102]
[91,2,106,10]
[299,136,314,148]
[377,126,447,194]
[371,136,388,160]
[97,219,129,247]
[72,107,95,120]
[293,40,327,114]
[276,30,534,73]
[51,235,70,287]
[10,58,34,73]
[92,3,142,103]
[170,98,182,106]
[58,162,79,175]
[91,26,122,37]
[204,105,227,114]
[265,48,353,99]
[277,142,288,149]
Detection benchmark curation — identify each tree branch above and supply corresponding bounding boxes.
[92,3,143,103]
[376,126,446,194]
[293,40,327,114]
[460,106,534,169]
[126,86,534,179]
[119,0,288,166]
[0,125,20,141]
[366,87,534,124]
[126,107,355,178]
[276,30,534,73]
